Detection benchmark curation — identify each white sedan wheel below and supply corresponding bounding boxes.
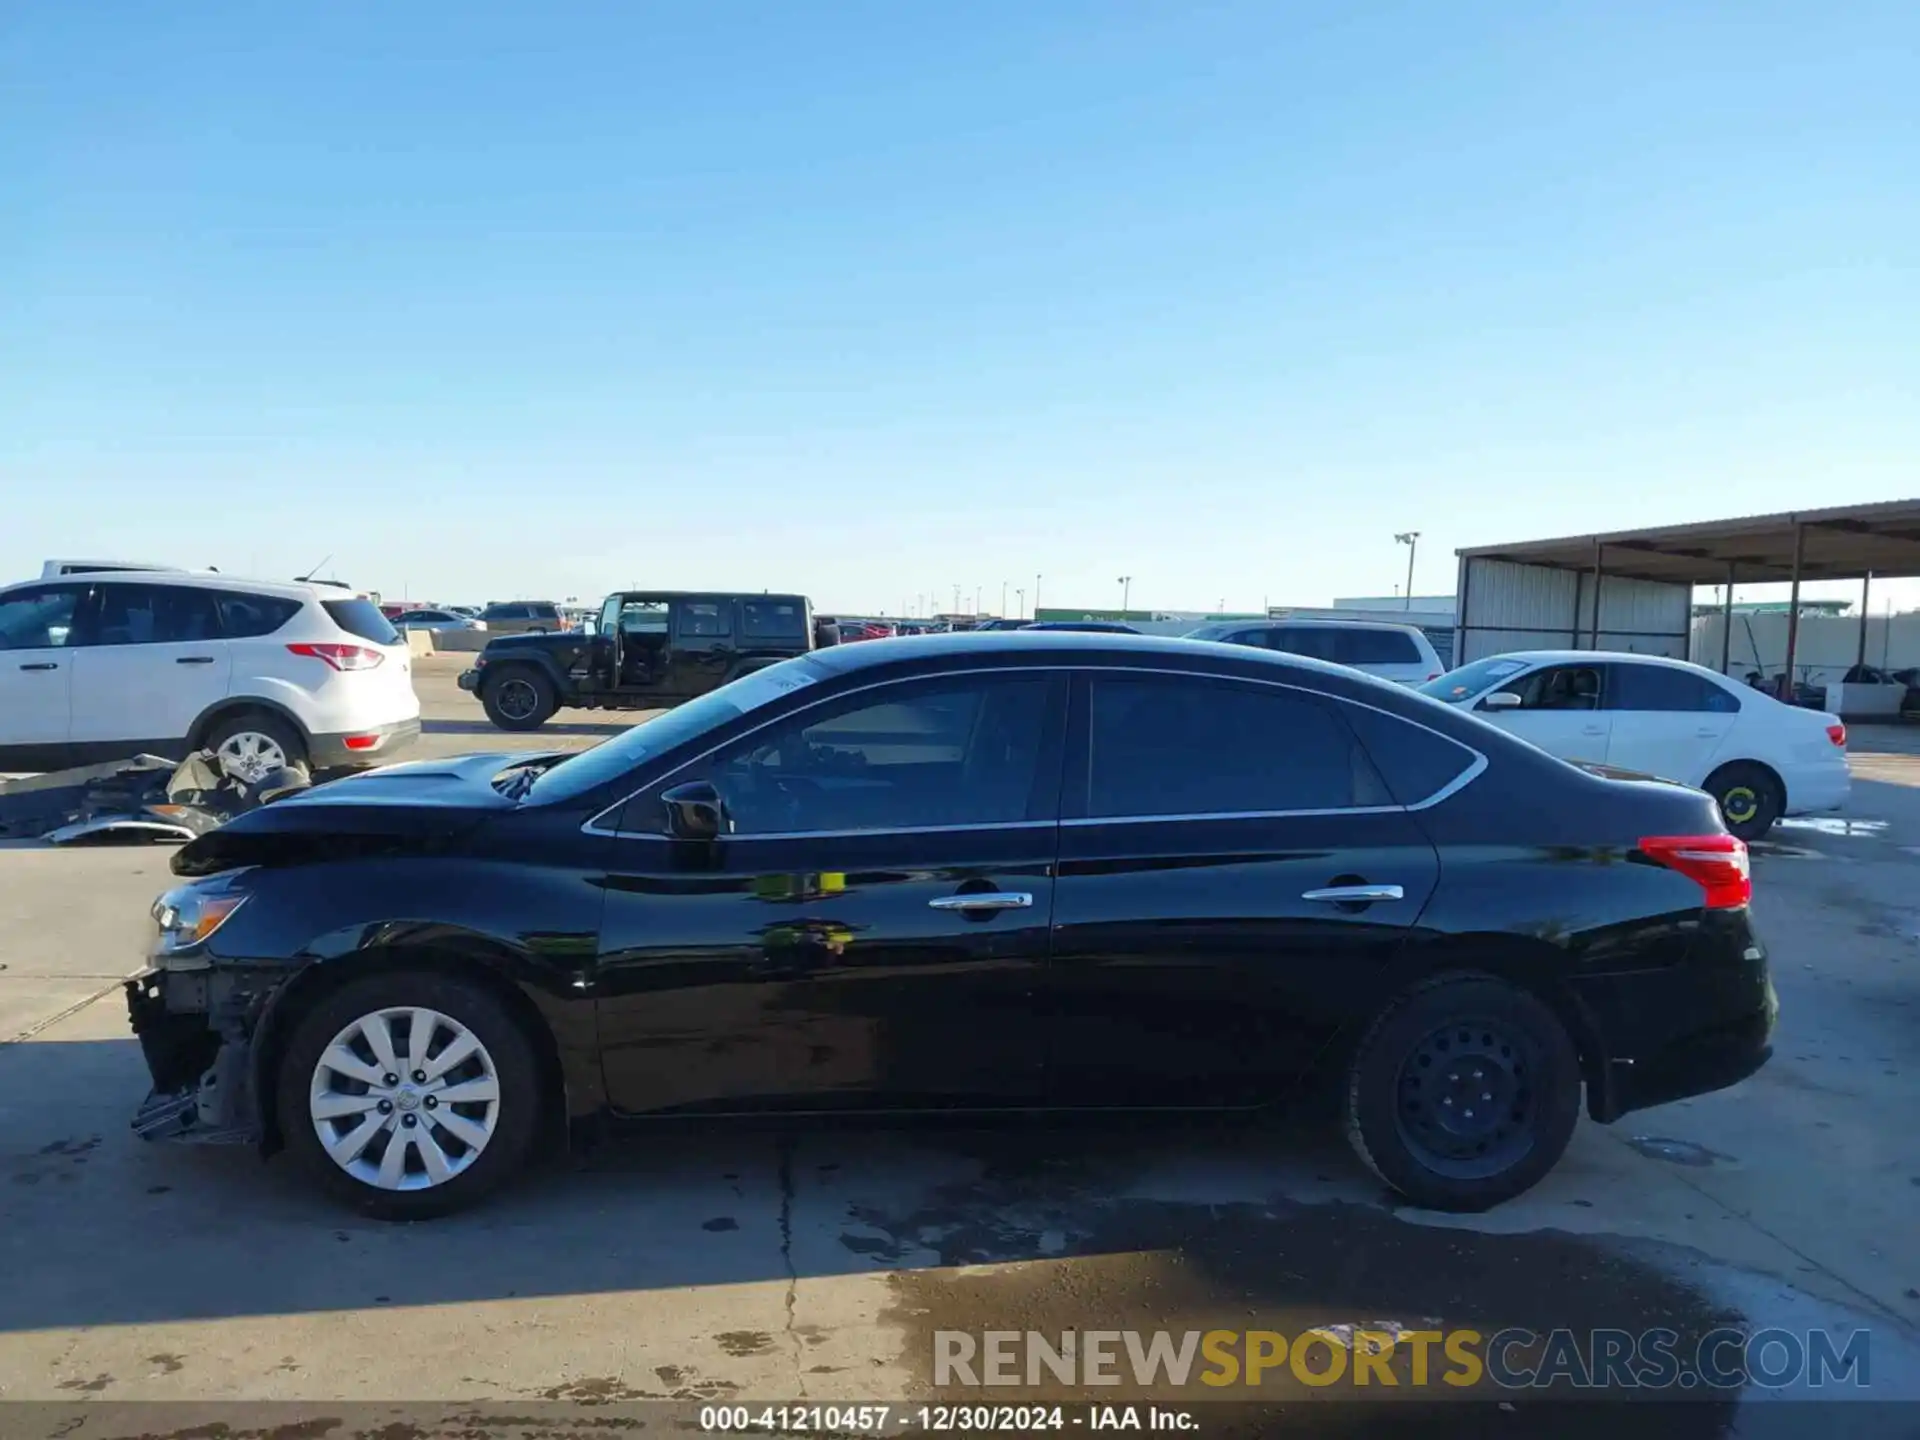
[308,1006,502,1191]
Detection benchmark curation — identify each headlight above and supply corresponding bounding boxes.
[151,872,253,955]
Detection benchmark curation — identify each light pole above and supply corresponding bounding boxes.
[1015,587,1025,619]
[952,584,962,615]
[975,586,982,616]
[1000,581,1007,618]
[1034,573,1043,619]
[1117,575,1133,615]
[1394,532,1420,610]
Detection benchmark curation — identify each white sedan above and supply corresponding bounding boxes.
[1420,650,1849,839]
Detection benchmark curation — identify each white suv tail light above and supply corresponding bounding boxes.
[286,642,385,672]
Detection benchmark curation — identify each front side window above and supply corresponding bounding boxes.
[1267,627,1335,661]
[677,600,733,639]
[0,585,84,650]
[709,675,1056,835]
[1084,674,1389,818]
[90,584,222,645]
[1607,663,1740,713]
[1503,664,1603,711]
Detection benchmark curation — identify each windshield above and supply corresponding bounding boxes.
[1418,656,1534,703]
[526,654,830,805]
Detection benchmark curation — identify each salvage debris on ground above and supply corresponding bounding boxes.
[0,750,311,844]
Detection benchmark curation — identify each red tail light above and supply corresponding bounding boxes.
[1827,722,1847,748]
[341,733,380,750]
[286,642,385,672]
[1638,834,1751,909]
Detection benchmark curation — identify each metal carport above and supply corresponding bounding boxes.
[1454,499,1920,696]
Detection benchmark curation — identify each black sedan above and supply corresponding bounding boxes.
[127,632,1774,1219]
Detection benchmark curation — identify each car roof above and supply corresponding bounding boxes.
[803,628,1393,686]
[1481,650,1724,673]
[608,591,809,603]
[9,570,323,602]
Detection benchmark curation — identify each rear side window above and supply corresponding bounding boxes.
[742,599,807,639]
[677,600,733,638]
[90,583,222,645]
[1607,664,1741,713]
[1339,702,1479,805]
[1084,674,1391,817]
[482,603,525,620]
[1268,628,1334,660]
[527,603,560,619]
[217,592,303,639]
[1337,628,1423,665]
[322,599,401,645]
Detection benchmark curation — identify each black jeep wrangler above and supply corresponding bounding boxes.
[459,591,833,731]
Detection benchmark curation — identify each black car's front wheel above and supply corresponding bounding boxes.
[277,971,544,1219]
[481,666,556,731]
[1344,975,1581,1212]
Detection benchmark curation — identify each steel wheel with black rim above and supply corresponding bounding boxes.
[1704,761,1783,841]
[278,971,543,1218]
[1344,975,1581,1212]
[480,666,556,731]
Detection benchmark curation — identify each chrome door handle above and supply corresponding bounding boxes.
[1696,727,1719,738]
[18,662,58,672]
[928,892,1033,911]
[175,656,216,665]
[1302,884,1404,903]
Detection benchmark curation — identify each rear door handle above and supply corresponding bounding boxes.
[1582,725,1607,735]
[1302,884,1405,903]
[928,892,1033,911]
[175,656,216,665]
[1695,727,1719,738]
[18,661,58,672]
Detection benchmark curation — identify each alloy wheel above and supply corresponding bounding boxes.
[216,731,289,784]
[494,678,539,721]
[308,1006,502,1191]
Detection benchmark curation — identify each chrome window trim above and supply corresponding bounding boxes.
[581,662,1490,839]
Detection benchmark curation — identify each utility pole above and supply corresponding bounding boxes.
[1118,575,1133,614]
[975,585,982,616]
[952,584,962,615]
[1000,581,1007,618]
[1034,573,1043,618]
[1394,532,1420,610]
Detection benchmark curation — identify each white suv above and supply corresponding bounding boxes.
[0,573,420,778]
[1183,618,1446,686]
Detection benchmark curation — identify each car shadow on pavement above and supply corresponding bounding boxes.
[0,1033,1764,1428]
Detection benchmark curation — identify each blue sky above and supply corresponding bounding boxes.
[4,1,1916,614]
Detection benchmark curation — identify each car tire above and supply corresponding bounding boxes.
[1704,762,1782,841]
[277,970,544,1220]
[204,709,309,783]
[1343,974,1581,1212]
[481,666,556,731]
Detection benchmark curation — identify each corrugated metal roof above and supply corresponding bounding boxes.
[1457,498,1920,583]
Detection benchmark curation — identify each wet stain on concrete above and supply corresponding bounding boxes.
[146,1352,186,1374]
[714,1329,776,1357]
[1626,1137,1737,1167]
[55,1373,113,1393]
[539,1376,652,1403]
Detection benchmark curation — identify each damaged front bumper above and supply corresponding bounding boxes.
[125,965,282,1147]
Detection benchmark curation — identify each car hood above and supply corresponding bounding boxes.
[482,631,574,653]
[170,752,561,877]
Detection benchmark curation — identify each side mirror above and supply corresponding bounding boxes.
[661,780,725,842]
[1479,690,1523,711]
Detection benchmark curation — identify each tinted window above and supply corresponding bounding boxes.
[0,585,84,649]
[218,591,303,639]
[527,603,559,619]
[322,599,401,645]
[1607,663,1741,713]
[711,676,1055,835]
[1336,628,1423,665]
[618,599,669,634]
[1339,702,1479,805]
[742,598,807,639]
[90,583,223,645]
[482,604,525,620]
[677,600,733,638]
[1085,674,1389,817]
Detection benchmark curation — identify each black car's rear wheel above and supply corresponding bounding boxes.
[1704,761,1783,841]
[481,666,556,731]
[277,971,543,1219]
[1344,975,1581,1212]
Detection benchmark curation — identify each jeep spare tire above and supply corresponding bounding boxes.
[481,666,556,731]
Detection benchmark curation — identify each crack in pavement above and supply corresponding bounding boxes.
[776,1133,807,1400]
